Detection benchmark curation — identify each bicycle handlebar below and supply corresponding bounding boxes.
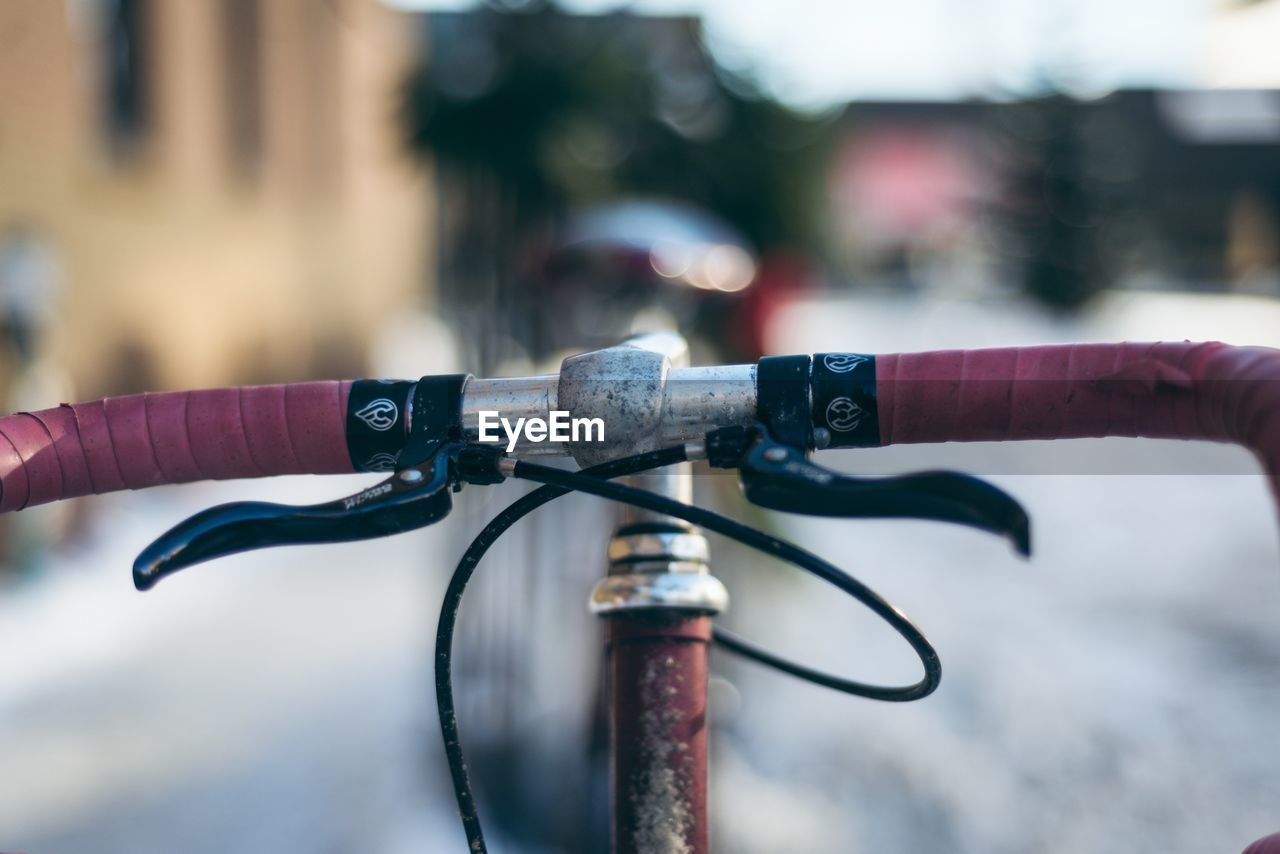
[878,342,1280,512]
[0,382,356,512]
[15,339,1270,854]
[1,341,1277,518]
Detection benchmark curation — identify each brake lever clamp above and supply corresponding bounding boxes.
[705,423,1031,557]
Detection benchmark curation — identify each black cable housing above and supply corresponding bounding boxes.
[435,446,941,853]
[434,446,689,853]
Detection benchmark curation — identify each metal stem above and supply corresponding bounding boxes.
[565,334,725,854]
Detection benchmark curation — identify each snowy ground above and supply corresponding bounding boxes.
[2,292,1279,853]
[0,474,466,853]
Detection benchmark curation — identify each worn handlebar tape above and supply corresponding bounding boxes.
[0,382,354,513]
[876,342,1280,519]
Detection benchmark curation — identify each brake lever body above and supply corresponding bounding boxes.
[133,442,469,589]
[708,425,1031,556]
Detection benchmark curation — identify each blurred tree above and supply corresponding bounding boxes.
[401,1,834,363]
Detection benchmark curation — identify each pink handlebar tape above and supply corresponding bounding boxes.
[877,341,1280,510]
[0,382,354,512]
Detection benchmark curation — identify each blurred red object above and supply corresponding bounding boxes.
[1245,833,1280,853]
[831,126,982,249]
[738,249,815,358]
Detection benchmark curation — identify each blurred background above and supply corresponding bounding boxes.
[1,0,1279,851]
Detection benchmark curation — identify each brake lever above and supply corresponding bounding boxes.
[707,425,1031,556]
[133,441,473,590]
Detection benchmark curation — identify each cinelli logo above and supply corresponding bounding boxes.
[822,353,868,374]
[355,399,398,432]
[825,397,864,432]
[364,452,401,472]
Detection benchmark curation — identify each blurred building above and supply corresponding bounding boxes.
[0,0,431,397]
[830,89,1280,303]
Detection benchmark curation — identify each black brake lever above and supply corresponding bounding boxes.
[133,442,472,590]
[708,425,1031,556]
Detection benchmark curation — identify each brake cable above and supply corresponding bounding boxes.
[438,443,946,854]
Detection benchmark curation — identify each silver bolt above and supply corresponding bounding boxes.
[399,468,425,484]
[763,447,788,462]
[813,427,832,449]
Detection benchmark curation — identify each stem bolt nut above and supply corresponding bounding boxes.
[763,447,789,462]
[399,469,425,484]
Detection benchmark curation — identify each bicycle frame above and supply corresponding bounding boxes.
[598,467,714,853]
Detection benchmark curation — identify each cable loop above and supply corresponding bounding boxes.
[435,444,940,853]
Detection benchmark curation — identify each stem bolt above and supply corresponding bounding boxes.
[763,447,789,462]
[399,468,425,483]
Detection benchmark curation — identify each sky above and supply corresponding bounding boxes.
[387,0,1220,108]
